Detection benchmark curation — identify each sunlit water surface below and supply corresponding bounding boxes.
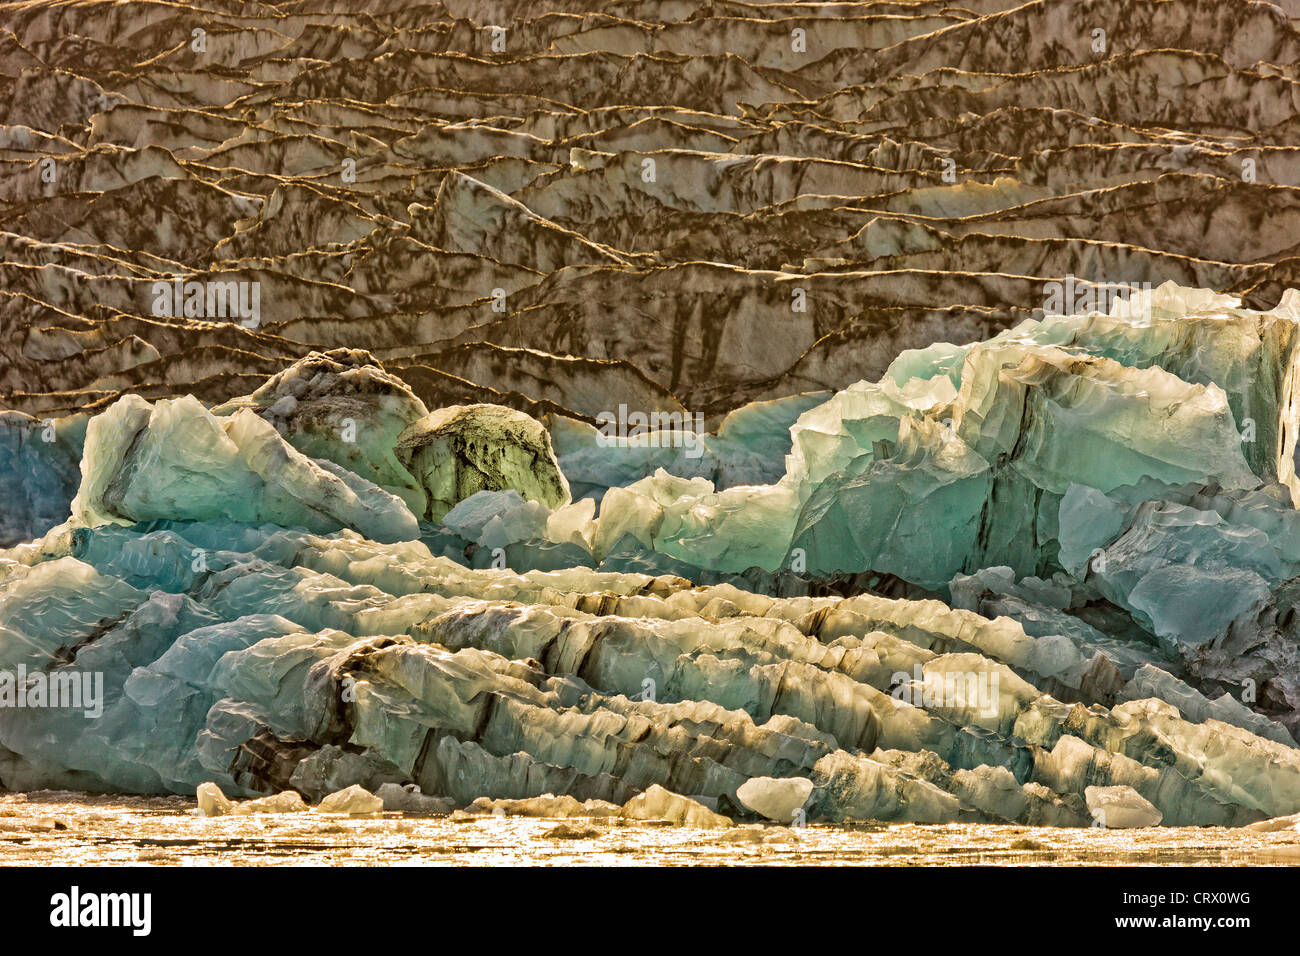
[2,792,1296,866]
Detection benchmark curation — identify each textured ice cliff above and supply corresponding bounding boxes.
[5,0,1300,427]
[2,283,1300,827]
[6,0,1300,828]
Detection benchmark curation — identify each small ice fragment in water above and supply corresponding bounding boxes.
[736,776,813,823]
[1085,785,1163,828]
[196,782,233,818]
[317,785,383,816]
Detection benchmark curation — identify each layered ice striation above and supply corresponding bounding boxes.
[3,282,1300,826]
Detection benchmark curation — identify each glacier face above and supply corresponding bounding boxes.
[2,282,1300,827]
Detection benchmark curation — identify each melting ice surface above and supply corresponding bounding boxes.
[5,282,1300,827]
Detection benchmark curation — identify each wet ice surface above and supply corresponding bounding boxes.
[1,793,1297,867]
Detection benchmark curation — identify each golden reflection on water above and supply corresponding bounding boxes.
[1,792,1296,866]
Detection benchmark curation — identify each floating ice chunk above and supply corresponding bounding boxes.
[196,782,233,818]
[71,395,418,543]
[317,784,384,815]
[1245,811,1300,833]
[419,736,635,807]
[621,785,732,828]
[735,776,813,823]
[467,794,618,818]
[950,766,1031,822]
[232,791,307,814]
[375,783,453,815]
[1085,785,1163,828]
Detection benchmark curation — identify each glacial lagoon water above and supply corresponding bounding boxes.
[1,792,1296,867]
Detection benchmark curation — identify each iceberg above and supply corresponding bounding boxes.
[211,349,432,515]
[395,403,571,522]
[2,282,1300,828]
[70,394,419,544]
